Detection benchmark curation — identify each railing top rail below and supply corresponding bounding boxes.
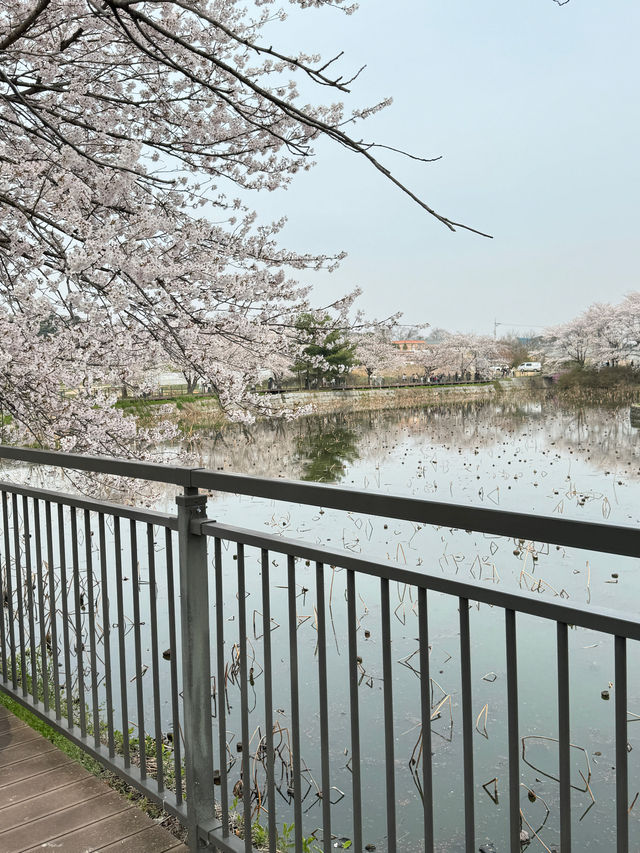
[0,480,178,530]
[0,445,195,487]
[203,520,640,641]
[1,445,638,558]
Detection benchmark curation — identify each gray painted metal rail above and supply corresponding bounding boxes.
[0,445,638,853]
[1,444,638,555]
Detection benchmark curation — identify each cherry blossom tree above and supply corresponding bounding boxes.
[610,293,640,365]
[432,333,500,379]
[544,294,640,369]
[585,302,633,366]
[354,331,405,384]
[543,313,592,367]
[0,0,492,455]
[412,342,442,380]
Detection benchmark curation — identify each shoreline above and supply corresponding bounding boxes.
[119,379,514,431]
[122,377,640,433]
[268,380,503,415]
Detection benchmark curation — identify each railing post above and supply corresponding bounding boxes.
[177,487,215,852]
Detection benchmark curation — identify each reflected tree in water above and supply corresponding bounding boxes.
[295,416,360,482]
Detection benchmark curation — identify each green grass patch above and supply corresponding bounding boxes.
[0,689,102,774]
[116,393,227,431]
[115,392,218,411]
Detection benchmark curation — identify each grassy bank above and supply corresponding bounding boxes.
[116,393,227,434]
[552,366,640,406]
[556,365,640,389]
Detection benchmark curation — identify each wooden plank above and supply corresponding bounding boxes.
[0,707,186,853]
[0,760,88,808]
[0,776,108,832]
[0,749,73,788]
[0,789,129,852]
[0,713,31,735]
[21,807,187,853]
[0,707,35,729]
[0,736,58,767]
[0,726,44,749]
[99,825,188,852]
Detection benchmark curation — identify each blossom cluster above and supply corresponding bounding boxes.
[0,0,384,454]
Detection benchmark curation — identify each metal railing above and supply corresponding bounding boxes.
[0,445,638,853]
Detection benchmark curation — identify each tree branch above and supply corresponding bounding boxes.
[112,2,492,237]
[0,0,51,51]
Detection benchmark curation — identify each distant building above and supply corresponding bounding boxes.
[392,340,427,352]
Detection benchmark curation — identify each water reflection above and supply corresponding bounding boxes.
[294,415,360,481]
[193,395,640,493]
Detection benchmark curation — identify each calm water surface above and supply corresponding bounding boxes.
[173,396,640,852]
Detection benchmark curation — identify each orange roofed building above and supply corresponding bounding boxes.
[392,340,428,351]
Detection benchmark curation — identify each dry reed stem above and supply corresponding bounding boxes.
[521,735,591,791]
[519,809,553,853]
[475,703,489,739]
[482,776,498,804]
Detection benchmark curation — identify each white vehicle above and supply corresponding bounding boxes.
[516,361,542,372]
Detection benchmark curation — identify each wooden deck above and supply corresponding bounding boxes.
[0,703,188,853]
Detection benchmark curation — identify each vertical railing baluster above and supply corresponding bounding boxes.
[176,488,214,853]
[98,513,115,758]
[165,528,183,804]
[0,493,6,683]
[57,503,73,728]
[287,554,304,853]
[70,508,86,737]
[557,621,571,851]
[380,577,396,853]
[33,500,49,713]
[45,502,61,720]
[2,492,16,689]
[113,515,130,767]
[12,494,27,696]
[147,523,164,791]
[459,597,474,853]
[418,587,434,853]
[214,536,229,835]
[130,519,146,777]
[84,510,100,749]
[346,568,363,852]
[615,635,628,853]
[22,496,38,703]
[261,547,277,853]
[505,609,520,852]
[315,562,332,853]
[237,544,252,853]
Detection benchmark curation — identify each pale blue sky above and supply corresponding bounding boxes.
[249,0,639,334]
